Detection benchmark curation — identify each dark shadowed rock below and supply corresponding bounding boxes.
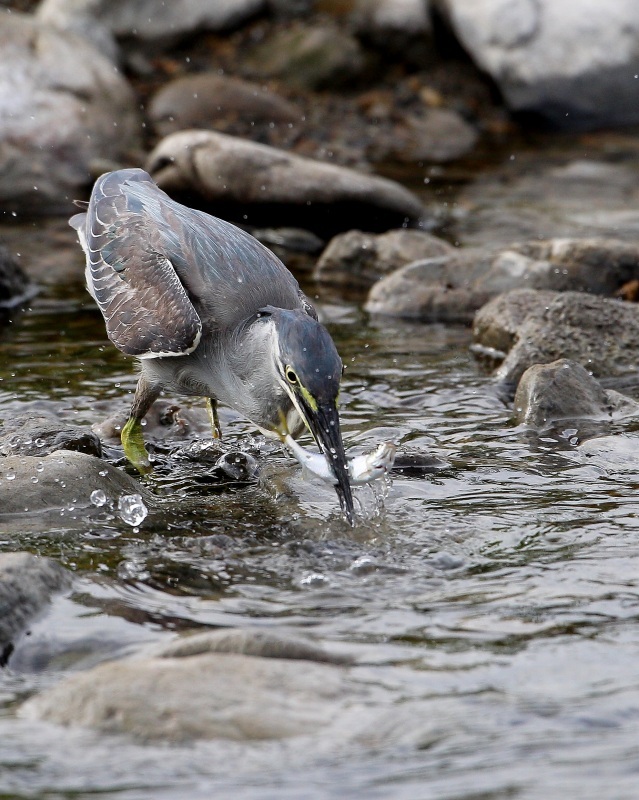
[21,629,361,742]
[514,359,639,428]
[0,11,140,214]
[0,243,36,310]
[315,228,453,291]
[434,0,639,129]
[0,450,151,517]
[0,552,71,650]
[149,73,302,139]
[147,130,424,235]
[0,413,102,458]
[491,292,639,386]
[244,22,369,90]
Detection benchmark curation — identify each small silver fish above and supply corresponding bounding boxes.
[285,435,396,486]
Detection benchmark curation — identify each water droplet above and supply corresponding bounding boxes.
[98,469,108,477]
[35,438,45,448]
[90,489,107,507]
[30,476,38,484]
[6,471,15,481]
[118,493,148,527]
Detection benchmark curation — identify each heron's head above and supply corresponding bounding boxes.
[262,307,354,524]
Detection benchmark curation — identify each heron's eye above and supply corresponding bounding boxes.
[285,367,298,385]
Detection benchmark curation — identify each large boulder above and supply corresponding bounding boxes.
[434,0,639,129]
[0,11,141,214]
[147,130,424,235]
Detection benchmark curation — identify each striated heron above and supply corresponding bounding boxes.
[70,168,355,522]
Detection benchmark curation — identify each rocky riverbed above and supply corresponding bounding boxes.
[3,2,639,799]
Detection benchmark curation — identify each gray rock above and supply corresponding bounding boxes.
[514,359,639,428]
[434,0,639,129]
[37,0,265,46]
[21,630,362,741]
[473,288,558,355]
[0,552,71,649]
[0,11,141,214]
[0,450,150,516]
[492,292,639,386]
[367,235,639,321]
[365,248,497,322]
[147,130,424,234]
[0,413,102,458]
[380,109,478,164]
[0,243,36,310]
[244,23,369,90]
[315,228,453,291]
[148,73,302,139]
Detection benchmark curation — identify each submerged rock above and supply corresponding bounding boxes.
[0,552,71,651]
[148,73,302,139]
[315,228,453,291]
[21,629,360,742]
[0,450,151,517]
[514,359,639,428]
[0,11,141,214]
[479,291,639,386]
[147,130,424,234]
[435,0,639,129]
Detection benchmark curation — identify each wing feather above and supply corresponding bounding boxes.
[77,169,202,358]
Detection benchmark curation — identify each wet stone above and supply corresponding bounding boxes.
[490,291,639,386]
[514,359,639,428]
[0,413,102,458]
[0,450,152,517]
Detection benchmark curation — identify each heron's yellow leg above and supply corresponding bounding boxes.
[121,417,152,475]
[206,398,222,439]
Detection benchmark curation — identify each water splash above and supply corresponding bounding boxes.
[117,494,148,527]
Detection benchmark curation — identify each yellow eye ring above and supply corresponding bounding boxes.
[285,367,298,385]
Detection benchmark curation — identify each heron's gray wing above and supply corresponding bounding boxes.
[81,170,202,358]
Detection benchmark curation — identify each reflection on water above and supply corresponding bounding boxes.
[2,165,639,798]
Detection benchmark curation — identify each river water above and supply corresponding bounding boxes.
[2,134,639,799]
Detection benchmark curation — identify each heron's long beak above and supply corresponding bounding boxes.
[303,400,355,525]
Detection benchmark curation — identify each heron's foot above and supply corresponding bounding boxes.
[121,417,152,475]
[206,398,223,440]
